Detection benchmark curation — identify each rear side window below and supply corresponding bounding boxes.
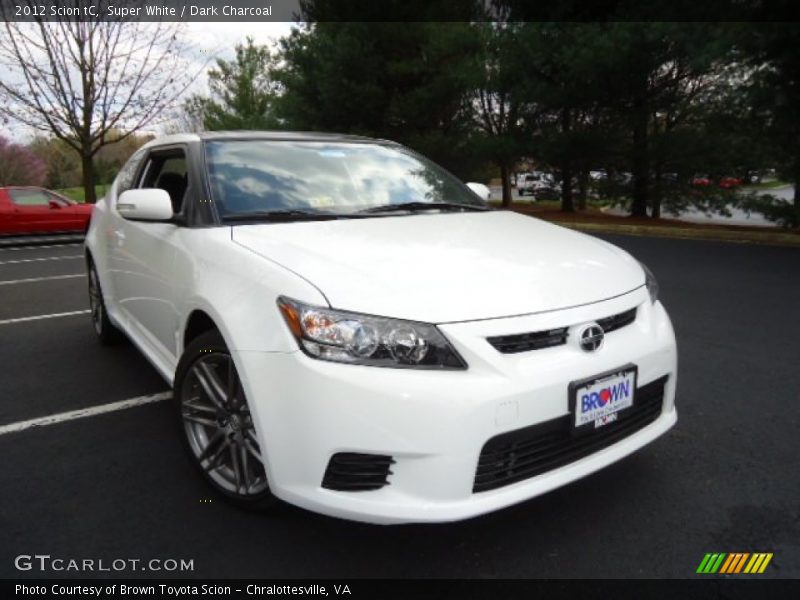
[9,189,50,206]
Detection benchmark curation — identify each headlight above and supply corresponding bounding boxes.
[277,297,467,370]
[640,262,659,304]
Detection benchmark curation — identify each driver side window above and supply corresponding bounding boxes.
[9,189,51,206]
[139,150,189,215]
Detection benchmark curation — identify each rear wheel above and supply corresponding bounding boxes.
[175,330,277,509]
[87,260,123,345]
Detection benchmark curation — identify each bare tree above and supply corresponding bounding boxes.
[0,1,197,202]
[164,99,206,134]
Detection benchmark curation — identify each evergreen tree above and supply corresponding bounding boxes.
[187,38,281,131]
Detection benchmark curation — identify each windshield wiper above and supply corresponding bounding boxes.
[357,201,490,214]
[221,209,358,223]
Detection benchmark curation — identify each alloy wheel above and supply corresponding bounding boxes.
[88,267,103,335]
[180,352,268,497]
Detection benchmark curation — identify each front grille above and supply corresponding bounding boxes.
[487,307,638,354]
[321,452,395,492]
[473,375,667,493]
[596,308,637,333]
[487,327,568,354]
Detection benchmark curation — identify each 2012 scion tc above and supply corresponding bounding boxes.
[85,131,677,524]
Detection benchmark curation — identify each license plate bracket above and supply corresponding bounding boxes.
[569,364,638,435]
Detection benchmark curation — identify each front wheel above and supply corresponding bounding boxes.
[174,330,277,509]
[87,260,123,345]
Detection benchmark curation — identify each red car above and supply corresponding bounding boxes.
[0,186,93,235]
[718,176,743,189]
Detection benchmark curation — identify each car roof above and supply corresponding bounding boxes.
[142,130,395,150]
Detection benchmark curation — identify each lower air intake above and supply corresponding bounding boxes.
[322,452,395,492]
[473,375,668,493]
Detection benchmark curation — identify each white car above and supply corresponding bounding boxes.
[85,132,677,524]
[516,172,545,196]
[518,171,561,198]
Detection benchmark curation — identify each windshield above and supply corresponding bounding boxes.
[204,140,484,217]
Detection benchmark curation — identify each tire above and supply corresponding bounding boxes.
[87,260,124,345]
[174,330,277,510]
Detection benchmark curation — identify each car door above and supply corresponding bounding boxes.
[110,147,189,367]
[0,189,16,233]
[7,188,57,233]
[45,192,84,230]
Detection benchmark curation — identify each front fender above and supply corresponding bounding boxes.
[176,229,328,360]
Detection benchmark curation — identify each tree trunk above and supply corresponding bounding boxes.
[606,167,617,201]
[630,102,649,218]
[500,164,512,208]
[561,164,574,213]
[651,162,663,218]
[81,154,96,204]
[578,169,589,211]
[560,106,574,213]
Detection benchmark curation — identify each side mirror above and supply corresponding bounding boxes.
[466,182,491,202]
[48,200,62,209]
[117,189,173,222]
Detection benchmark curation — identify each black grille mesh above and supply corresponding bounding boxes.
[487,307,637,354]
[322,452,395,492]
[486,327,568,354]
[596,308,637,333]
[473,375,668,493]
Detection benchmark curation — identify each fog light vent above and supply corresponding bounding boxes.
[321,452,395,492]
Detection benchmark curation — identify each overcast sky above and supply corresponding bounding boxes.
[184,20,296,69]
[2,21,298,142]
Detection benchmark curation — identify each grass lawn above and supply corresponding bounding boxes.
[56,184,111,203]
[500,201,799,246]
[744,179,791,190]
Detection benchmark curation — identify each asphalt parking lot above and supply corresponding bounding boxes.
[0,233,798,579]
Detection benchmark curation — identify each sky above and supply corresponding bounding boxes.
[2,21,298,142]
[183,20,296,73]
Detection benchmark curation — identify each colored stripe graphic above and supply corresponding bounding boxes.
[759,554,773,573]
[698,552,773,574]
[696,554,713,573]
[719,554,736,573]
[697,553,727,573]
[721,553,750,574]
[744,554,761,573]
[734,553,750,573]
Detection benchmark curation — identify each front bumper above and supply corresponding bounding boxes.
[235,286,677,524]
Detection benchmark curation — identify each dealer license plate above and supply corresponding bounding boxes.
[571,366,637,430]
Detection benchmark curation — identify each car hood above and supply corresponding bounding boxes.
[231,211,645,323]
